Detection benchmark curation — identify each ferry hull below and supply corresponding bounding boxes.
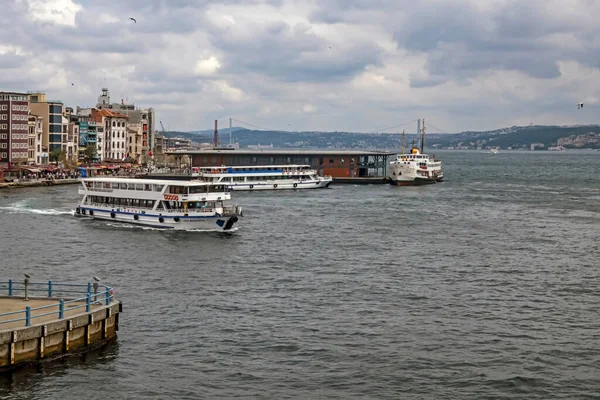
[75,207,240,231]
[229,180,332,191]
[390,177,441,186]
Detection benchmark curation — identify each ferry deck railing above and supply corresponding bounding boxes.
[0,278,114,328]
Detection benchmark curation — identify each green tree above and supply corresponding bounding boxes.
[49,148,64,164]
[82,144,98,165]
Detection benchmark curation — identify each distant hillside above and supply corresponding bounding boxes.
[162,124,600,150]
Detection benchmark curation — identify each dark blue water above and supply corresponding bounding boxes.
[1,151,599,399]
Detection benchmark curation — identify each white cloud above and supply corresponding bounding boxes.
[21,0,81,26]
[194,56,221,76]
[1,0,600,132]
[302,103,317,113]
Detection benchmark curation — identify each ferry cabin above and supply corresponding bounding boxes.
[76,178,241,230]
[192,164,332,190]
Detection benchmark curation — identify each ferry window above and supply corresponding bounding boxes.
[119,183,128,190]
[153,184,164,192]
[212,156,217,163]
[270,157,274,163]
[319,158,323,165]
[286,157,291,163]
[144,184,152,191]
[202,156,207,163]
[252,157,257,163]
[111,182,119,189]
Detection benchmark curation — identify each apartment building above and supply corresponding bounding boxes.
[0,92,29,167]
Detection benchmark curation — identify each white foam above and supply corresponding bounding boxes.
[0,199,72,216]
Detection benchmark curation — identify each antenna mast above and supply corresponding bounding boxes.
[401,130,405,155]
[421,118,425,154]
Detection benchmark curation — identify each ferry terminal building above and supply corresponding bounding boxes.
[165,149,396,182]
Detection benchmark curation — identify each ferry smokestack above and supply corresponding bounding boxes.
[214,119,219,147]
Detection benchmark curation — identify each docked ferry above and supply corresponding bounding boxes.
[389,146,443,186]
[389,120,443,186]
[74,177,242,230]
[192,165,333,190]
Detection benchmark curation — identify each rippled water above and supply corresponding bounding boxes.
[1,151,599,399]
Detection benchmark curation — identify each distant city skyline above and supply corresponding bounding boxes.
[1,0,599,133]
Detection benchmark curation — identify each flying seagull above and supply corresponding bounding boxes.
[577,102,584,109]
[129,17,137,23]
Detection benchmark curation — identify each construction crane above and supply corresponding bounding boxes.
[160,121,166,134]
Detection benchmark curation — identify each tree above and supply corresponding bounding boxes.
[49,148,64,164]
[82,144,98,165]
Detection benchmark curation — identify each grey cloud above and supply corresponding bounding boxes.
[311,0,600,86]
[206,19,383,82]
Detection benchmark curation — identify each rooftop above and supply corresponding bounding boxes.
[82,177,220,186]
[166,149,396,156]
[96,109,129,119]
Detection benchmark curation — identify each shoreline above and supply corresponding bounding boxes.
[0,179,80,190]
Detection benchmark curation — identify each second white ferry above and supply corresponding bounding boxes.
[389,120,444,186]
[192,165,333,190]
[74,177,243,230]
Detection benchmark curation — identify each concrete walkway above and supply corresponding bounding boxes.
[0,297,104,331]
[0,179,80,190]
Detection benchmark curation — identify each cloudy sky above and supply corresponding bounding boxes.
[1,0,599,133]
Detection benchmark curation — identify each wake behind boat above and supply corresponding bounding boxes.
[192,165,333,190]
[74,177,242,230]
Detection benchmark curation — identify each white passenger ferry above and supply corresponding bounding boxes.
[389,121,443,186]
[74,177,243,231]
[192,165,333,190]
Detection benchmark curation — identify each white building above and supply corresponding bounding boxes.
[97,109,128,161]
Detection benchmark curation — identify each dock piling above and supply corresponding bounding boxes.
[25,306,31,327]
[8,279,12,296]
[48,280,53,297]
[86,293,91,312]
[59,299,64,319]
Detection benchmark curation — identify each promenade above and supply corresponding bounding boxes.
[0,178,79,190]
[0,279,121,371]
[0,298,104,331]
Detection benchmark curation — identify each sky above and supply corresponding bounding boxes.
[1,0,599,133]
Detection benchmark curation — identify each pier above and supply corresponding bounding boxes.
[0,178,80,190]
[0,277,121,371]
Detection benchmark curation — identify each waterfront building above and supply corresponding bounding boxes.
[28,92,65,162]
[96,88,155,160]
[27,113,43,164]
[0,92,29,167]
[127,122,143,162]
[94,109,128,161]
[167,149,394,181]
[165,136,192,150]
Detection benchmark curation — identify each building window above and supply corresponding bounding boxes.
[49,105,62,114]
[49,115,62,123]
[49,124,62,133]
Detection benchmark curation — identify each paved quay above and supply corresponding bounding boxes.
[0,279,121,371]
[0,297,104,331]
[0,179,80,190]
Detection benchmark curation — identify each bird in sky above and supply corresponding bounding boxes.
[129,17,137,23]
[577,102,584,109]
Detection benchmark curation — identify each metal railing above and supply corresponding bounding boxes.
[0,276,114,328]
